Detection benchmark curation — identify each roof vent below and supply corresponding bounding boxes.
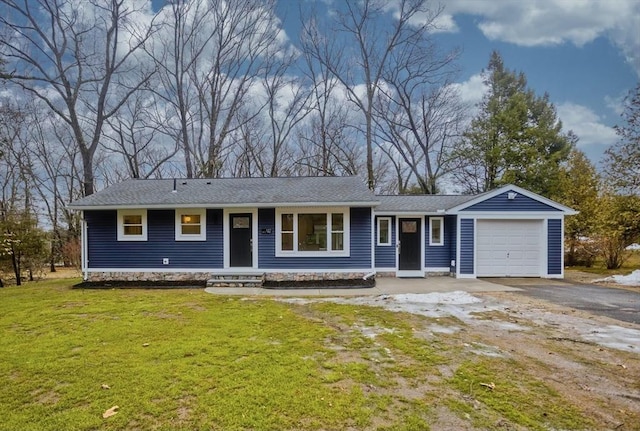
[206,181,212,185]
[181,181,187,185]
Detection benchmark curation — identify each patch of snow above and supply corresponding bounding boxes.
[625,243,640,251]
[582,325,640,352]
[595,269,640,286]
[429,324,461,334]
[277,291,640,354]
[354,324,395,339]
[466,342,507,358]
[392,292,483,305]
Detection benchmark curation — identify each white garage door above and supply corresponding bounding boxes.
[476,220,543,277]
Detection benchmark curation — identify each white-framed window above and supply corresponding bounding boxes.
[429,216,444,246]
[275,208,350,256]
[175,208,207,241]
[377,217,392,246]
[117,209,147,241]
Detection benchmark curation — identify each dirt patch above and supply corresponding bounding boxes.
[286,292,640,430]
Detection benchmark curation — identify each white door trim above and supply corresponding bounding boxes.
[223,208,259,269]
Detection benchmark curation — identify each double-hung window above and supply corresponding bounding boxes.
[175,209,207,241]
[117,209,147,241]
[276,208,349,256]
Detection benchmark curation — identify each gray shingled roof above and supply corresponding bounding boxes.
[68,176,378,209]
[375,194,476,212]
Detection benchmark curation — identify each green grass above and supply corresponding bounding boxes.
[0,280,377,430]
[449,358,595,430]
[0,278,606,430]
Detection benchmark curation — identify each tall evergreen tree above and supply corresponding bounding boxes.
[454,51,573,195]
[554,149,600,265]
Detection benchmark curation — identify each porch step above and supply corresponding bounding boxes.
[206,274,264,288]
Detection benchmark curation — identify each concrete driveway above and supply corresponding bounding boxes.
[487,278,640,325]
[205,276,519,297]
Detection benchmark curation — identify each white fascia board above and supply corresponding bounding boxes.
[374,211,448,216]
[447,184,578,215]
[457,212,565,219]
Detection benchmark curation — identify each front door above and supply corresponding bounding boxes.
[230,213,252,267]
[398,218,422,276]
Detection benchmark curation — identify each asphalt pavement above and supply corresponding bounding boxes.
[490,279,640,325]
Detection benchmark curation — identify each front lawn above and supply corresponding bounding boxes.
[0,278,620,430]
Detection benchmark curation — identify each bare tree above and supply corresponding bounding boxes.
[228,112,269,177]
[375,83,465,194]
[146,0,212,178]
[301,0,446,190]
[0,0,157,196]
[259,58,312,177]
[193,0,285,178]
[0,101,48,284]
[149,0,288,178]
[297,14,363,177]
[103,93,179,180]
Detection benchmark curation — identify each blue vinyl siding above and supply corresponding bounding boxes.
[547,219,562,275]
[375,216,396,268]
[86,209,223,268]
[459,219,474,275]
[463,191,560,212]
[258,207,372,269]
[425,216,455,269]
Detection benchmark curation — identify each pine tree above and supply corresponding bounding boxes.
[454,51,573,195]
[554,149,600,266]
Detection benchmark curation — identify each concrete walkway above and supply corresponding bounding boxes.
[204,276,521,296]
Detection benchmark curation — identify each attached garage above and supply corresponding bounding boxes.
[476,219,543,277]
[451,185,576,279]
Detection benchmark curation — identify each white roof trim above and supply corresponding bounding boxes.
[447,184,577,215]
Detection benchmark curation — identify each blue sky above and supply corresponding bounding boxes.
[274,0,640,165]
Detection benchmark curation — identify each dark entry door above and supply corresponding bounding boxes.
[230,213,252,267]
[399,218,421,271]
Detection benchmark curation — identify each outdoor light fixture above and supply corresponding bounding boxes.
[507,192,517,200]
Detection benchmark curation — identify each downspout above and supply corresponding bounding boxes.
[81,211,88,281]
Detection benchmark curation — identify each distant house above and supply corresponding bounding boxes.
[68,176,576,283]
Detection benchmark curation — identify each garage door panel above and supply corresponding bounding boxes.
[477,220,542,277]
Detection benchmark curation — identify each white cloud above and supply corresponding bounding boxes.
[433,0,640,75]
[557,102,617,148]
[605,94,626,116]
[448,73,487,107]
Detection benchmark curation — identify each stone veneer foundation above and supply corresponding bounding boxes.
[86,271,369,283]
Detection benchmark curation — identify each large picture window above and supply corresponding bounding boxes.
[276,208,349,256]
[175,208,207,241]
[117,209,147,241]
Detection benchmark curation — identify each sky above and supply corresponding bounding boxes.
[273,0,640,166]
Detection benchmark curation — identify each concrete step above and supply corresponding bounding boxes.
[206,274,264,288]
